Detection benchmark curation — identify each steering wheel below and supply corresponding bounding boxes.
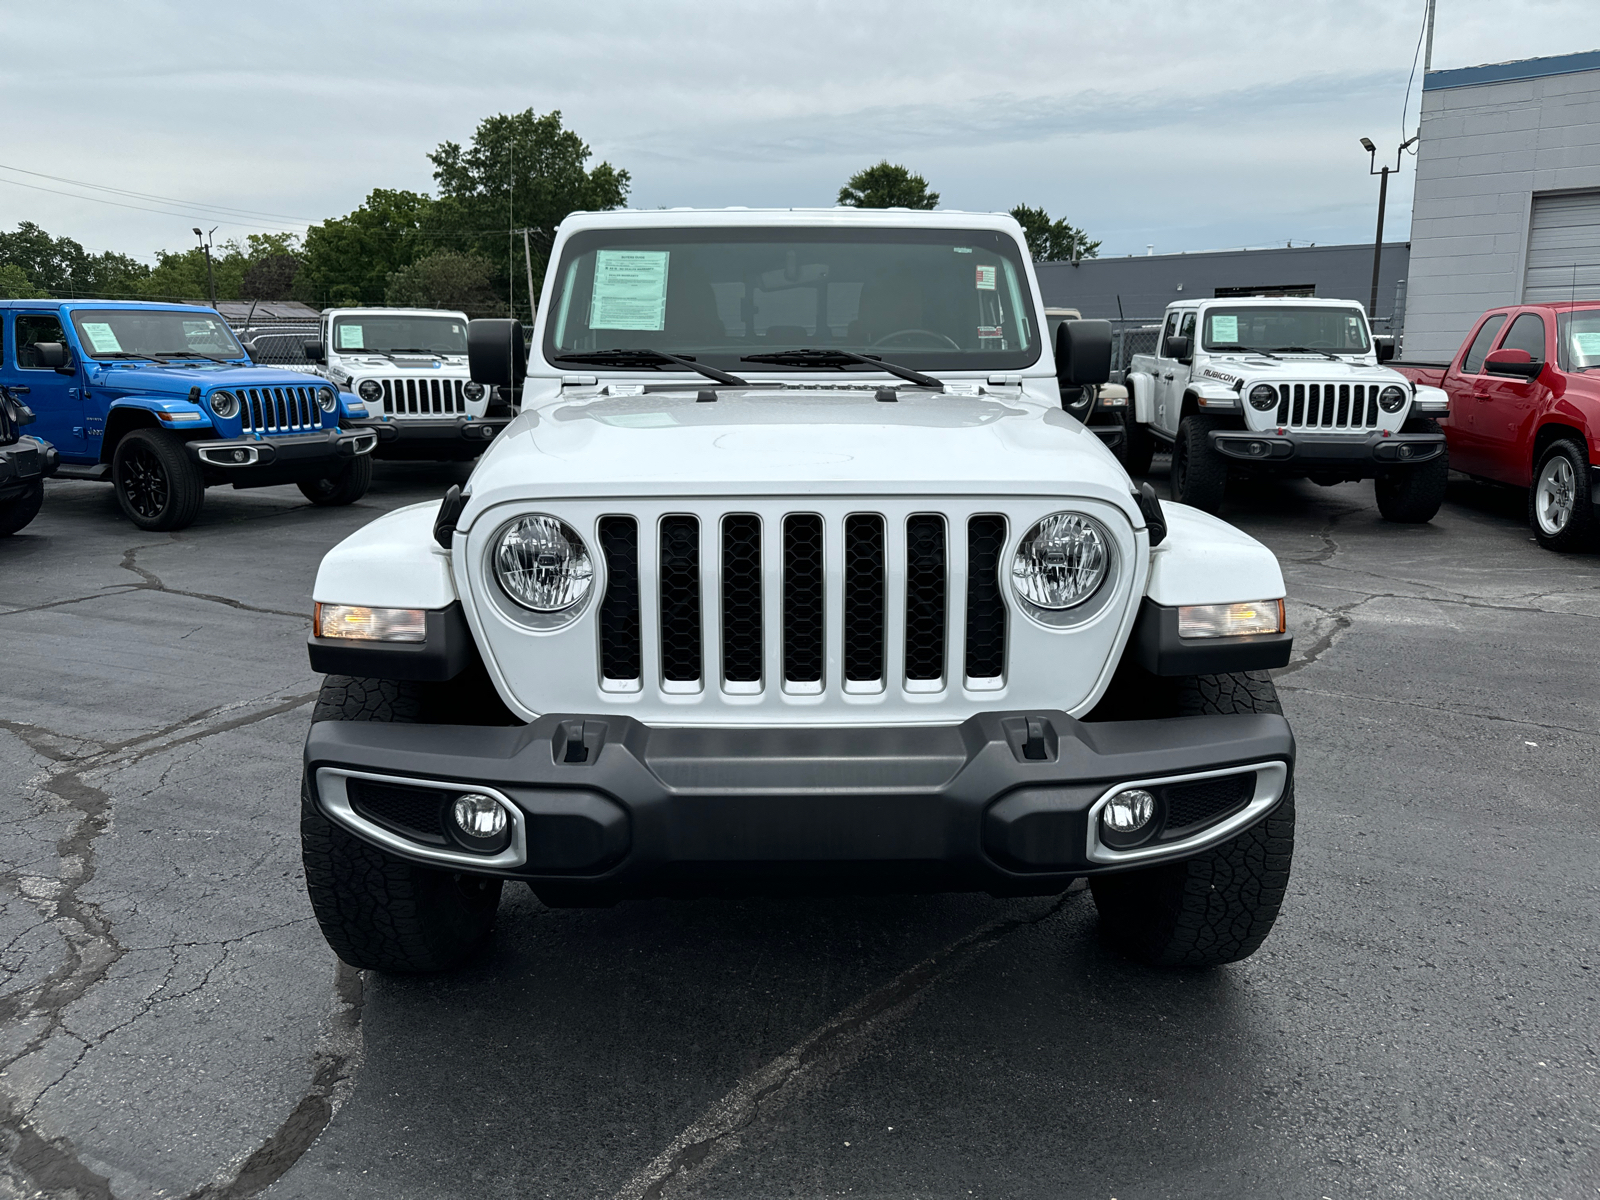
[871,328,962,350]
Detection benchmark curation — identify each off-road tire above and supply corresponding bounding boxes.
[112,428,205,531]
[1090,670,1295,967]
[1527,435,1595,552]
[0,479,44,536]
[1170,415,1227,512]
[1123,396,1155,475]
[1374,416,1448,524]
[298,453,373,507]
[301,674,504,973]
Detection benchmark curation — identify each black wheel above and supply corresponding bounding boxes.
[1090,671,1295,967]
[1123,392,1155,475]
[1375,416,1448,524]
[1527,435,1595,552]
[1171,415,1227,512]
[302,675,506,973]
[298,453,373,507]
[112,429,205,531]
[0,479,44,536]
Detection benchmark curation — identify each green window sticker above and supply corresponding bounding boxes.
[338,325,364,349]
[1210,315,1239,343]
[82,322,122,353]
[590,250,671,331]
[1573,331,1600,355]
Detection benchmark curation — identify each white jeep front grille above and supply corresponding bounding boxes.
[373,377,468,417]
[1268,382,1386,431]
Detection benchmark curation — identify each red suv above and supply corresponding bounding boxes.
[1395,301,1600,550]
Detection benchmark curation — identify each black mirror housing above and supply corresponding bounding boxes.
[303,341,326,364]
[1055,319,1112,387]
[31,341,70,371]
[1162,335,1191,362]
[1484,357,1542,380]
[468,319,528,389]
[1374,336,1395,363]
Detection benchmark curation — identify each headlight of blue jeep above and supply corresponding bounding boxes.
[1248,383,1279,411]
[357,379,382,403]
[209,390,239,419]
[1379,385,1407,413]
[317,385,338,412]
[494,515,593,612]
[464,381,485,401]
[1010,512,1109,610]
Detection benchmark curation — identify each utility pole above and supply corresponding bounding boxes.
[519,228,537,322]
[1424,0,1437,71]
[1361,136,1418,321]
[193,227,217,309]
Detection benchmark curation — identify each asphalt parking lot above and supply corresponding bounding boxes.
[2,460,1597,1200]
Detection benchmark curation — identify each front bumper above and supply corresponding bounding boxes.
[354,416,509,460]
[187,428,376,487]
[0,436,57,498]
[1210,427,1445,476]
[305,709,1294,899]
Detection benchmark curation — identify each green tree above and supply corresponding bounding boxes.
[1009,205,1100,262]
[384,251,500,314]
[837,162,939,210]
[427,108,630,316]
[294,189,436,308]
[136,232,302,304]
[0,262,49,299]
[0,221,149,298]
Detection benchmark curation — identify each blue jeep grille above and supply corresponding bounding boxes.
[239,386,320,434]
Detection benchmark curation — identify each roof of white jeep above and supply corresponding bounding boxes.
[1167,297,1370,311]
[323,307,470,319]
[555,207,1026,234]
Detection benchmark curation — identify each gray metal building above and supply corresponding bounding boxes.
[1401,49,1600,362]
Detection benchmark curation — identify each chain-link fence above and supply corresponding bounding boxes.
[232,317,323,373]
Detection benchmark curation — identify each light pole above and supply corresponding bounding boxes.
[1361,135,1418,322]
[193,226,217,309]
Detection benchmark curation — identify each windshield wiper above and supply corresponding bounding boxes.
[739,348,944,391]
[553,349,748,386]
[94,351,170,363]
[386,347,447,358]
[1228,346,1282,360]
[152,350,231,363]
[1276,346,1343,361]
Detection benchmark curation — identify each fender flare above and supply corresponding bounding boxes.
[1125,370,1156,423]
[102,397,216,461]
[312,501,459,610]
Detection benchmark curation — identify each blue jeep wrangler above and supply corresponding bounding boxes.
[0,383,58,536]
[0,300,379,531]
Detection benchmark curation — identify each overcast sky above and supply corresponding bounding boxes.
[2,1,1596,264]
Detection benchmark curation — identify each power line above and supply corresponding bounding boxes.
[0,162,319,224]
[0,174,307,232]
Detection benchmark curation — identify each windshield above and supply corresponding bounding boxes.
[331,314,467,356]
[544,227,1039,373]
[1200,306,1370,354]
[1557,310,1600,372]
[69,309,245,360]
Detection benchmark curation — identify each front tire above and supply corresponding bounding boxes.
[1090,670,1294,967]
[1528,435,1595,552]
[0,479,44,536]
[1170,415,1227,512]
[301,675,504,973]
[112,429,205,531]
[1375,417,1448,524]
[298,453,373,507]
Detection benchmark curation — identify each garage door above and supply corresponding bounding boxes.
[1523,190,1600,302]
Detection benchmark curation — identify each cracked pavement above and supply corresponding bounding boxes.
[3,462,1598,1199]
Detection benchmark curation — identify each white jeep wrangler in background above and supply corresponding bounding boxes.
[307,307,512,461]
[300,209,1297,974]
[1125,297,1450,521]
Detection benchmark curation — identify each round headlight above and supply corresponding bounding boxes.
[494,516,593,612]
[1378,385,1407,413]
[1011,512,1109,610]
[208,390,238,419]
[317,385,338,412]
[464,380,485,402]
[1248,383,1279,411]
[357,379,382,403]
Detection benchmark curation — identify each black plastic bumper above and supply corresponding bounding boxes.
[1210,428,1445,476]
[304,709,1294,897]
[186,428,376,488]
[0,437,55,495]
[355,416,509,460]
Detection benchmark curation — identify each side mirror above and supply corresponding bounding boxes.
[1161,335,1191,362]
[1374,336,1395,363]
[1483,348,1542,379]
[244,343,261,363]
[468,319,528,389]
[303,341,326,364]
[31,341,71,371]
[1055,318,1112,387]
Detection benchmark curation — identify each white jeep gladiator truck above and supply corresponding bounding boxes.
[300,209,1298,974]
[308,307,512,461]
[1125,297,1450,521]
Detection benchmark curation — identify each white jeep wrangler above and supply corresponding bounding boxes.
[1125,297,1450,521]
[301,209,1297,973]
[308,307,511,460]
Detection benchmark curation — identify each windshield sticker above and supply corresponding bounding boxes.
[81,322,122,353]
[978,325,1003,339]
[591,250,671,331]
[975,265,997,291]
[1210,315,1239,343]
[953,246,973,254]
[1573,331,1600,355]
[338,325,364,349]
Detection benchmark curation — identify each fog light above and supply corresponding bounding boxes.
[452,794,507,839]
[1248,441,1266,456]
[1398,444,1413,460]
[1102,789,1155,834]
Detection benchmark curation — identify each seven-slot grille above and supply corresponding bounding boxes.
[371,377,469,416]
[1270,383,1383,431]
[596,512,1009,691]
[238,385,322,434]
